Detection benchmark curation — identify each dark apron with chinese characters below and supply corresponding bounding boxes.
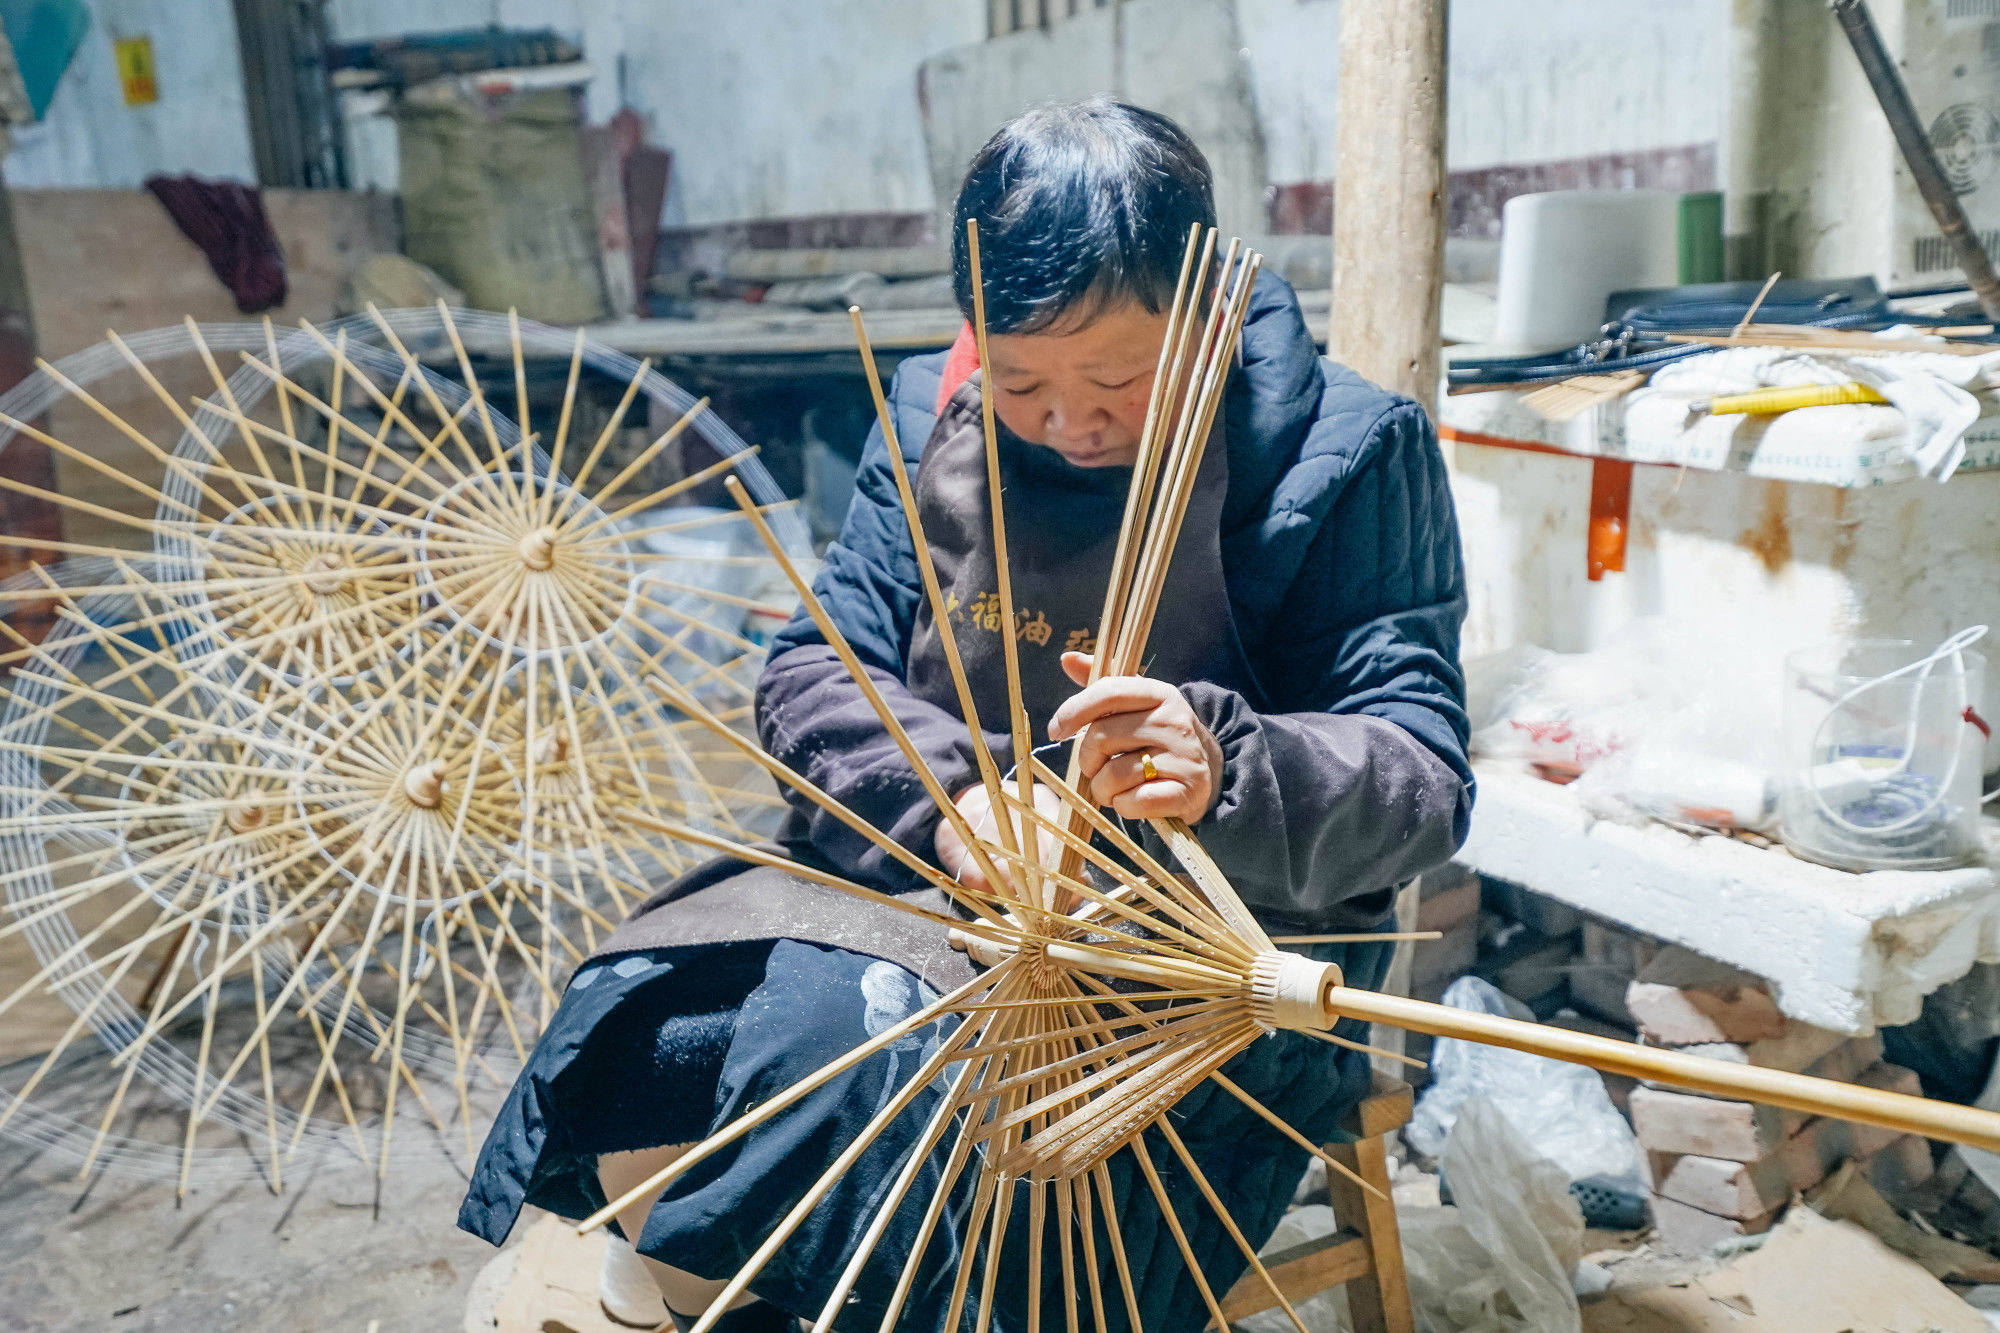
[908,374,1259,749]
[590,372,1259,977]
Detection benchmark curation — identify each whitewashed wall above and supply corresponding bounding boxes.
[4,0,257,188]
[9,0,1729,224]
[600,0,983,227]
[918,2,1269,238]
[1445,1,1726,176]
[326,0,499,39]
[330,0,981,227]
[1235,0,1726,189]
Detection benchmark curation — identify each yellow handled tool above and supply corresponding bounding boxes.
[1694,381,1889,415]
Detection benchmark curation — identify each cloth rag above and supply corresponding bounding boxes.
[144,174,288,313]
[1635,343,2000,481]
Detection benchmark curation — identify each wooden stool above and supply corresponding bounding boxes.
[1213,1073,1415,1332]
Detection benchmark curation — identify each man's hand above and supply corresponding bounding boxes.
[935,778,1066,899]
[1046,652,1222,823]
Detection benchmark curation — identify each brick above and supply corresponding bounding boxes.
[1627,946,1788,1045]
[1481,933,1577,1010]
[1640,1061,1922,1199]
[1548,1010,1638,1114]
[1648,1193,1778,1257]
[1650,1117,1850,1218]
[1846,1064,1925,1158]
[1630,1085,1793,1162]
[1862,1134,1937,1201]
[1810,1033,1885,1083]
[1416,879,1480,935]
[1584,919,1661,975]
[1637,1031,1878,1108]
[1418,861,1478,899]
[1481,876,1583,938]
[1409,917,1477,996]
[1569,920,1659,1028]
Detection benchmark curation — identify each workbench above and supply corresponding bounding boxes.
[586,289,1335,376]
[1458,762,2000,1036]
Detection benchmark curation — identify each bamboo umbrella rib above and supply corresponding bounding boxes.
[1089,224,1206,678]
[101,331,267,512]
[833,307,1019,864]
[806,1008,1002,1333]
[261,318,313,506]
[358,304,497,482]
[528,592,757,842]
[433,302,524,507]
[1072,1167,1109,1333]
[944,833,1228,966]
[285,320,480,493]
[1066,964,1386,1202]
[1023,755,1238,940]
[682,1002,995,1333]
[869,975,1028,1333]
[721,473,1017,900]
[577,444,762,536]
[0,858,222,1141]
[961,1009,1244,1115]
[954,998,1235,1059]
[579,962,1010,1234]
[184,319,308,530]
[985,785,1253,962]
[964,1060,1024,1333]
[618,810,1014,948]
[539,327,587,526]
[546,353,656,529]
[1299,1025,1428,1070]
[1126,1132,1233,1330]
[572,399,714,519]
[1155,1115,1311,1333]
[963,221,1046,914]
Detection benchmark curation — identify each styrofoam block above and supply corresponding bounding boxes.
[1459,766,2000,1034]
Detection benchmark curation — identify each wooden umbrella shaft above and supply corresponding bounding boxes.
[1323,985,2000,1154]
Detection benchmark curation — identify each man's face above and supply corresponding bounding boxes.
[982,300,1171,468]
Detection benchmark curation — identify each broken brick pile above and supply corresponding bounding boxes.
[1626,946,1935,1254]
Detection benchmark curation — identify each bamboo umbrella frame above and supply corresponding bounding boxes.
[0,309,809,1189]
[575,224,2000,1333]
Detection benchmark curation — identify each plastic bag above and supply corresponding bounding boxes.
[1241,1098,1589,1333]
[1407,977,1641,1185]
[1468,619,1784,831]
[1402,1097,1585,1333]
[1465,642,1644,779]
[1237,1205,1348,1333]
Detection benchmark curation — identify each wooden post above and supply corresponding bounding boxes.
[1330,0,1448,412]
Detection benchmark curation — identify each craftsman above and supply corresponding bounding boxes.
[460,97,1472,1332]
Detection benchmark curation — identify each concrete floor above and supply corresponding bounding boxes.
[0,1135,499,1332]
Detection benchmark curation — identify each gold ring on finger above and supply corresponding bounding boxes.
[1140,751,1159,783]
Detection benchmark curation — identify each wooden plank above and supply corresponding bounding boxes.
[1213,1230,1372,1325]
[14,187,397,361]
[593,306,964,358]
[7,187,396,552]
[1211,1081,1413,1327]
[1327,1137,1415,1333]
[1344,1074,1415,1141]
[588,290,1332,362]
